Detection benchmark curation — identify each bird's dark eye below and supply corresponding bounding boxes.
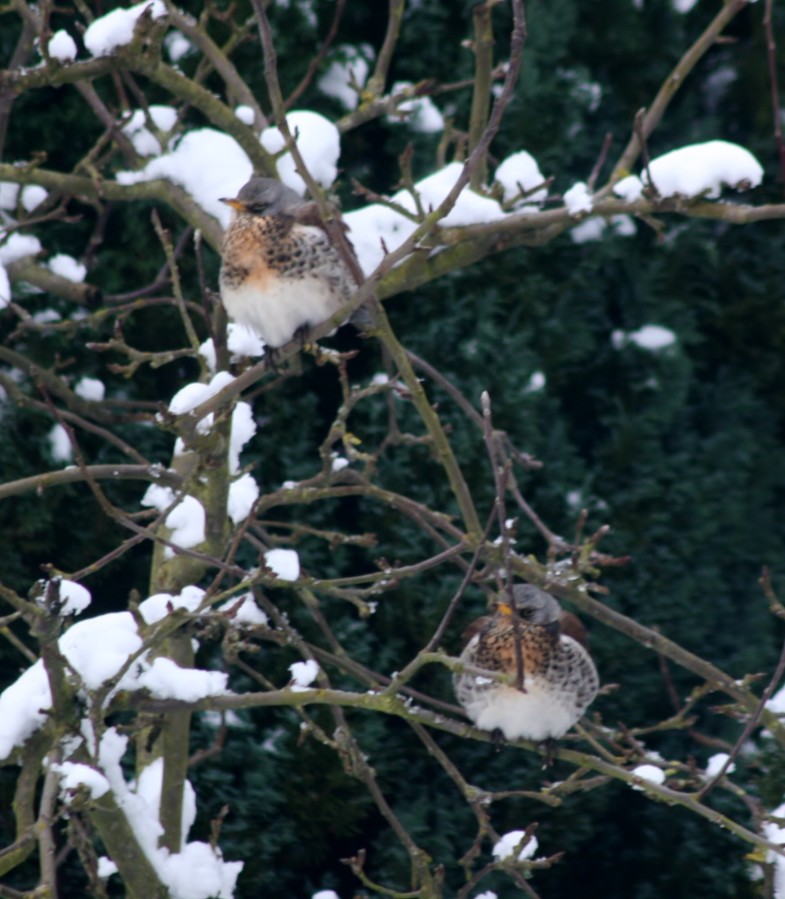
[519,606,534,619]
[248,202,269,214]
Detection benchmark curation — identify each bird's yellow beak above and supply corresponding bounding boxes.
[220,198,246,210]
[496,600,514,616]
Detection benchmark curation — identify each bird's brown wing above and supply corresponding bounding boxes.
[460,615,492,647]
[560,611,590,650]
[293,202,361,280]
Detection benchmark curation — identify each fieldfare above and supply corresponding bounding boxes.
[454,584,599,742]
[219,177,356,350]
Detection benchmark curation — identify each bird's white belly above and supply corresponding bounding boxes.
[463,678,577,741]
[221,276,339,349]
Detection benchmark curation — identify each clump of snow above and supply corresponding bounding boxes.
[83,0,167,57]
[96,738,243,897]
[492,830,539,862]
[164,30,193,63]
[139,585,206,625]
[702,752,736,780]
[234,105,255,126]
[387,82,444,133]
[289,659,319,690]
[343,202,416,275]
[0,662,56,759]
[169,371,235,416]
[344,158,510,274]
[97,857,118,880]
[48,423,72,463]
[228,323,266,358]
[264,548,300,581]
[53,762,111,800]
[571,214,636,244]
[168,372,240,449]
[48,30,78,62]
[767,683,785,715]
[399,162,503,227]
[197,339,217,371]
[570,217,605,243]
[673,0,700,13]
[230,402,256,474]
[199,324,266,371]
[627,324,677,351]
[631,764,665,788]
[613,174,644,202]
[0,182,19,209]
[74,376,105,401]
[645,140,763,199]
[122,105,178,157]
[140,486,206,556]
[474,893,498,899]
[0,233,42,264]
[117,129,252,228]
[162,496,206,558]
[495,151,548,206]
[312,891,341,899]
[524,371,546,393]
[318,44,373,111]
[162,840,242,898]
[763,802,785,898]
[345,162,507,273]
[170,390,256,474]
[0,584,231,761]
[49,253,87,283]
[564,181,593,215]
[0,265,10,308]
[221,593,268,626]
[227,473,259,523]
[140,657,228,701]
[32,309,61,325]
[612,214,636,236]
[331,455,349,472]
[39,577,92,616]
[20,185,46,212]
[260,110,341,194]
[61,612,143,691]
[140,483,176,513]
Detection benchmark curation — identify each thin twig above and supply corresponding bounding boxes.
[763,0,785,194]
[284,0,347,109]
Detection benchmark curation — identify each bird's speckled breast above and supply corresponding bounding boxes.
[219,213,354,348]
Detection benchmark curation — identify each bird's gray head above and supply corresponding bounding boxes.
[500,584,561,626]
[220,177,305,216]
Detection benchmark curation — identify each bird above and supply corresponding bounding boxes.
[219,177,357,352]
[453,584,599,742]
